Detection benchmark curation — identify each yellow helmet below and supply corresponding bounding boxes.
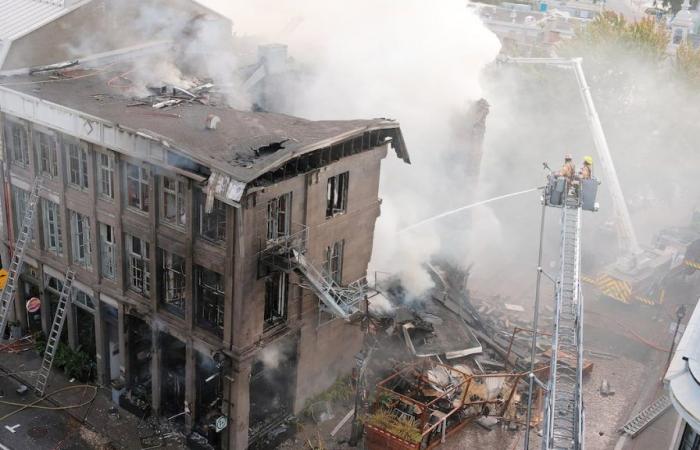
[584,155,593,165]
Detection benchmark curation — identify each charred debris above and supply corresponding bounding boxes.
[345,261,595,450]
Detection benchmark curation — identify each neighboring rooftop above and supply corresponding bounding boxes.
[0,62,408,187]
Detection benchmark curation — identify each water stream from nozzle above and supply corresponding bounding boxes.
[398,187,540,233]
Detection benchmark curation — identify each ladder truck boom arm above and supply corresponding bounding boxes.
[505,56,641,255]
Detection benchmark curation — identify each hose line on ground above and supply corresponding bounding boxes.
[0,384,98,422]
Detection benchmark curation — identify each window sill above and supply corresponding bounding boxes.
[125,206,149,216]
[196,322,224,339]
[97,194,114,202]
[325,211,347,220]
[263,320,288,335]
[68,184,89,193]
[160,220,187,232]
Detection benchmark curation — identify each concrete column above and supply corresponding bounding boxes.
[94,297,106,385]
[227,359,252,450]
[151,328,162,415]
[185,340,196,430]
[118,304,127,382]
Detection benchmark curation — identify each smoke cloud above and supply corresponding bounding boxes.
[200,0,502,299]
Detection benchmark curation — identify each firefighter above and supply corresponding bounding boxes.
[580,155,593,180]
[558,154,576,181]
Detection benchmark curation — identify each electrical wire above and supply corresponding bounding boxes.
[0,385,98,423]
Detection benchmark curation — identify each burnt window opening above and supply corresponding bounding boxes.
[99,223,116,280]
[264,272,288,329]
[161,176,186,228]
[158,249,186,317]
[98,152,115,200]
[4,120,29,167]
[67,140,89,190]
[42,198,63,256]
[324,240,344,284]
[196,267,225,336]
[266,192,292,241]
[126,315,152,410]
[70,210,92,269]
[35,130,59,178]
[326,172,349,218]
[127,234,150,296]
[195,189,226,243]
[126,162,150,212]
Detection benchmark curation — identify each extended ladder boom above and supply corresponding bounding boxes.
[543,191,584,450]
[35,268,75,396]
[0,178,41,340]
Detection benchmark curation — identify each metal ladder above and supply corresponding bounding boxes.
[0,178,42,341]
[619,394,672,437]
[544,191,583,450]
[34,268,75,396]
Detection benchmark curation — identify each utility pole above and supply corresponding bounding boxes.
[664,304,687,375]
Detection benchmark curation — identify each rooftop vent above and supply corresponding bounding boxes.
[205,114,221,130]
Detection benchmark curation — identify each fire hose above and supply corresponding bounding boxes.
[0,384,98,423]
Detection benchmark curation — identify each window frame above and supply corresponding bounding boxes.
[161,175,187,228]
[266,192,292,241]
[264,272,288,329]
[195,189,226,243]
[195,266,225,335]
[99,223,116,280]
[326,172,349,218]
[11,186,30,239]
[97,151,115,200]
[158,248,186,317]
[4,119,30,167]
[126,234,150,296]
[69,210,92,269]
[66,139,89,190]
[125,162,150,213]
[34,129,59,178]
[324,240,345,284]
[42,199,63,256]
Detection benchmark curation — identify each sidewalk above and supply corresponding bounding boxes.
[0,344,185,449]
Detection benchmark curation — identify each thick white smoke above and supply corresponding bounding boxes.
[200,0,502,299]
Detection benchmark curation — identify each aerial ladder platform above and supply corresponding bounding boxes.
[259,226,367,321]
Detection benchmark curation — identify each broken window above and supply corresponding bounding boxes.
[264,272,288,329]
[324,240,344,284]
[126,162,149,212]
[67,140,89,190]
[266,192,292,241]
[70,211,92,269]
[126,234,150,296]
[11,186,29,238]
[195,266,224,335]
[35,130,59,178]
[158,249,186,316]
[195,189,226,243]
[99,223,116,280]
[326,172,349,218]
[161,176,186,228]
[42,199,63,256]
[4,119,29,167]
[97,152,115,199]
[72,288,95,312]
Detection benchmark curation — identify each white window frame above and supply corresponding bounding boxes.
[42,199,63,256]
[324,240,344,284]
[4,119,29,167]
[161,175,186,228]
[126,162,150,212]
[67,140,89,190]
[35,129,59,178]
[97,152,115,199]
[70,210,91,269]
[126,234,150,296]
[196,189,226,243]
[99,223,116,280]
[264,272,288,328]
[196,267,225,334]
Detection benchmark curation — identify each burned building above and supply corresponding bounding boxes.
[0,1,409,449]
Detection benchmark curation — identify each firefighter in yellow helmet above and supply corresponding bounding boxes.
[580,156,593,180]
[558,154,576,181]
